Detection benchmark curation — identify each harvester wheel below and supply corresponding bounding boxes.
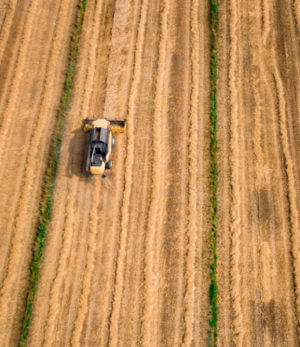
[82,118,93,132]
[105,160,112,170]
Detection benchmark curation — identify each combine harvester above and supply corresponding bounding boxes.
[83,118,126,177]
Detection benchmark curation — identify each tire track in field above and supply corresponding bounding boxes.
[182,0,200,344]
[0,0,18,64]
[42,2,106,344]
[0,1,72,343]
[107,0,149,344]
[141,0,170,344]
[228,0,243,343]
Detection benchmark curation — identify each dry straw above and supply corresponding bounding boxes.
[19,1,86,345]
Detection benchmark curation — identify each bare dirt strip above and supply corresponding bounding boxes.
[217,0,300,345]
[0,0,77,345]
[26,0,212,345]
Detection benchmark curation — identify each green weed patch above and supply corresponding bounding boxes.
[208,0,218,346]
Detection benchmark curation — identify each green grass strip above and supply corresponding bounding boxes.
[19,1,86,345]
[208,0,218,346]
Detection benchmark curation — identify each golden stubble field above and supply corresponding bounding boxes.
[0,0,299,345]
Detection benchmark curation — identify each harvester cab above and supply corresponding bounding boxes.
[83,118,126,177]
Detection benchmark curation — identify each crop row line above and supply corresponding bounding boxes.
[208,0,218,345]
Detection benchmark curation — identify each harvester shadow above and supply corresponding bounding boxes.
[66,127,91,180]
